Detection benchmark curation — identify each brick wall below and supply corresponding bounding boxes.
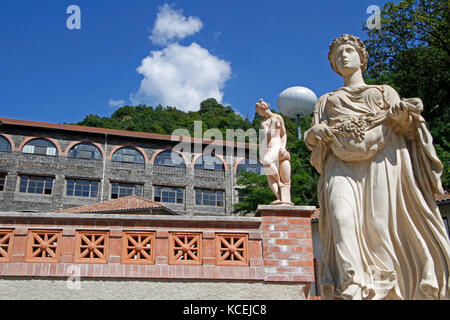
[0,207,315,295]
[257,206,315,284]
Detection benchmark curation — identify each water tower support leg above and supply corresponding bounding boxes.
[297,115,302,141]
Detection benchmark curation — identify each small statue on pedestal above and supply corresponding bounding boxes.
[255,99,293,206]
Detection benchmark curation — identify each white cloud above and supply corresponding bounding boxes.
[109,99,125,108]
[130,42,231,111]
[130,4,232,112]
[149,4,203,46]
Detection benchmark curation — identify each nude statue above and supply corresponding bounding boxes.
[255,99,292,205]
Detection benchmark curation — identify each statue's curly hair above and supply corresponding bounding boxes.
[255,99,270,111]
[328,34,369,75]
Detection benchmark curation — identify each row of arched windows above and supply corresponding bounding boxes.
[0,135,264,174]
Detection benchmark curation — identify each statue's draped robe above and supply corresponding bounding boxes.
[305,85,450,300]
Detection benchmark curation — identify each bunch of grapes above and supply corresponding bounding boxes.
[335,116,370,143]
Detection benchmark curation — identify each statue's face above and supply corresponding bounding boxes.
[256,106,270,118]
[333,44,361,76]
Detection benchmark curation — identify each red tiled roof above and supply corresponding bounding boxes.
[58,195,176,215]
[0,117,255,148]
[311,208,320,220]
[436,191,450,202]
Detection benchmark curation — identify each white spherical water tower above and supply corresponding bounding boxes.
[277,86,317,140]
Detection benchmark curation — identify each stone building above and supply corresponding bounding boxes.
[0,117,263,216]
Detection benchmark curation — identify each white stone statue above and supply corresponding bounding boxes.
[304,34,450,300]
[256,99,293,205]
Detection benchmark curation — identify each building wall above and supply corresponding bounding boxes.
[0,279,308,300]
[0,208,316,300]
[439,203,450,237]
[0,125,251,215]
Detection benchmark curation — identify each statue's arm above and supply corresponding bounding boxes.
[382,85,444,194]
[384,85,414,132]
[279,116,287,149]
[304,112,320,148]
[304,94,331,149]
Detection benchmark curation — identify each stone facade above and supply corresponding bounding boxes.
[0,118,255,216]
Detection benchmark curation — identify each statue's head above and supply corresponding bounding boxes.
[328,34,368,76]
[255,99,271,117]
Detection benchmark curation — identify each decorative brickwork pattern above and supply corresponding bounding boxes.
[169,233,202,265]
[216,233,248,266]
[121,232,155,265]
[0,210,316,297]
[25,230,62,262]
[0,229,14,262]
[74,230,109,264]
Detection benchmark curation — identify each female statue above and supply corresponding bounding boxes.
[255,99,292,205]
[304,34,450,299]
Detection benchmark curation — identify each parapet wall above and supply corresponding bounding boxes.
[0,206,316,300]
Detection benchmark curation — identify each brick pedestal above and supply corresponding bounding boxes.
[256,205,316,283]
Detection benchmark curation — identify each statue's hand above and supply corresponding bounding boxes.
[279,148,290,161]
[310,123,334,144]
[389,101,410,124]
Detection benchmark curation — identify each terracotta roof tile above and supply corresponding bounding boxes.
[311,208,320,220]
[58,195,176,215]
[435,191,450,202]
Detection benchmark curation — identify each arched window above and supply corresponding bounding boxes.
[0,135,12,152]
[154,150,186,167]
[237,159,265,175]
[194,155,224,171]
[68,143,102,160]
[23,138,57,156]
[112,147,145,164]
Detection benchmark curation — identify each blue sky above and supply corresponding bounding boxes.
[0,0,392,124]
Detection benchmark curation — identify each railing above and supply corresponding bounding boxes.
[153,165,186,175]
[0,152,12,160]
[20,153,59,164]
[194,168,225,178]
[64,157,103,168]
[109,161,146,172]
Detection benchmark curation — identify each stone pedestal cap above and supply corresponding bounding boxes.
[255,205,316,217]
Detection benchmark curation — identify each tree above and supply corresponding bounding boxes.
[364,0,449,79]
[76,98,250,138]
[364,0,449,189]
[234,172,277,215]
